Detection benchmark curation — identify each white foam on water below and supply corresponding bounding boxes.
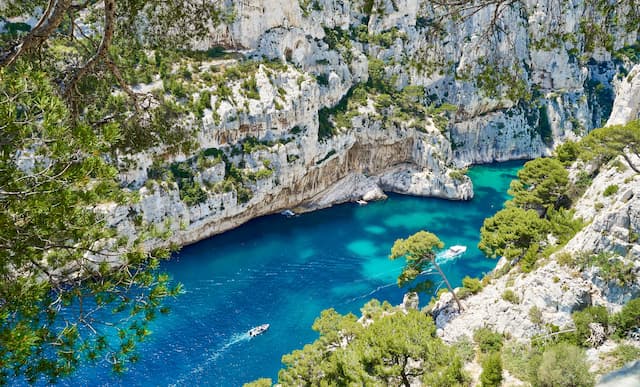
[172,332,250,385]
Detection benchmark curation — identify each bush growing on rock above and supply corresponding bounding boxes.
[474,328,504,354]
[529,306,543,325]
[501,341,543,383]
[502,289,520,304]
[603,184,619,197]
[607,344,640,368]
[242,378,272,387]
[462,276,483,294]
[508,157,569,211]
[613,298,640,337]
[479,207,550,260]
[457,276,483,299]
[537,343,594,387]
[480,351,503,387]
[276,307,469,386]
[572,306,609,347]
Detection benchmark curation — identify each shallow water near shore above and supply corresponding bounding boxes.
[62,161,523,386]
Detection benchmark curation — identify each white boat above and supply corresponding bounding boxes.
[439,245,467,259]
[248,324,270,337]
[356,199,368,206]
[280,209,295,217]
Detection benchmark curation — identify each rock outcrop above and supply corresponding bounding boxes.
[607,65,640,126]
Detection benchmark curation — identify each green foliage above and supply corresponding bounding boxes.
[508,158,569,211]
[241,76,260,100]
[474,328,504,354]
[390,231,443,287]
[572,306,609,347]
[603,184,619,197]
[537,343,594,387]
[368,27,407,48]
[568,252,636,286]
[0,67,180,383]
[475,58,531,102]
[368,58,390,92]
[452,336,476,363]
[458,276,482,298]
[194,90,212,118]
[547,208,585,245]
[529,306,543,325]
[178,179,208,206]
[606,344,640,368]
[316,149,337,165]
[479,206,549,260]
[480,351,503,387]
[612,298,640,337]
[169,161,208,206]
[577,121,640,173]
[502,289,520,304]
[501,341,543,384]
[276,307,467,386]
[449,168,469,181]
[243,378,272,387]
[317,85,367,140]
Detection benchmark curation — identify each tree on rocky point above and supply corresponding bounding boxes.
[390,231,463,310]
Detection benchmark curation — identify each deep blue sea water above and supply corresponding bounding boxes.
[62,161,522,386]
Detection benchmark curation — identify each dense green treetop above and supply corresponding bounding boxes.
[578,120,640,173]
[390,231,443,287]
[508,158,569,212]
[478,207,549,260]
[277,302,468,386]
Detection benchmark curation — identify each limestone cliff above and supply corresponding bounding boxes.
[108,0,638,249]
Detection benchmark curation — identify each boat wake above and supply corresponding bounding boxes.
[172,332,250,385]
[343,282,397,304]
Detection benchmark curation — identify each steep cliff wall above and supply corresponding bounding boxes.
[109,0,638,248]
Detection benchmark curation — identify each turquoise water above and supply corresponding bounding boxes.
[64,161,522,386]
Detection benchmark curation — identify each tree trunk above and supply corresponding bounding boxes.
[400,356,411,387]
[63,0,116,101]
[0,0,73,67]
[432,258,463,311]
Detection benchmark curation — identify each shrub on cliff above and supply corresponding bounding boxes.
[508,157,569,211]
[572,306,609,347]
[474,328,504,354]
[479,206,550,260]
[480,351,503,387]
[537,343,594,387]
[457,276,483,298]
[613,298,640,337]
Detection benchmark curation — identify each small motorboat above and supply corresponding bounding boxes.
[248,324,270,337]
[439,245,467,259]
[280,209,295,217]
[356,199,368,206]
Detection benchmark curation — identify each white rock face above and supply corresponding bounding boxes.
[569,155,640,260]
[607,65,640,126]
[434,260,595,342]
